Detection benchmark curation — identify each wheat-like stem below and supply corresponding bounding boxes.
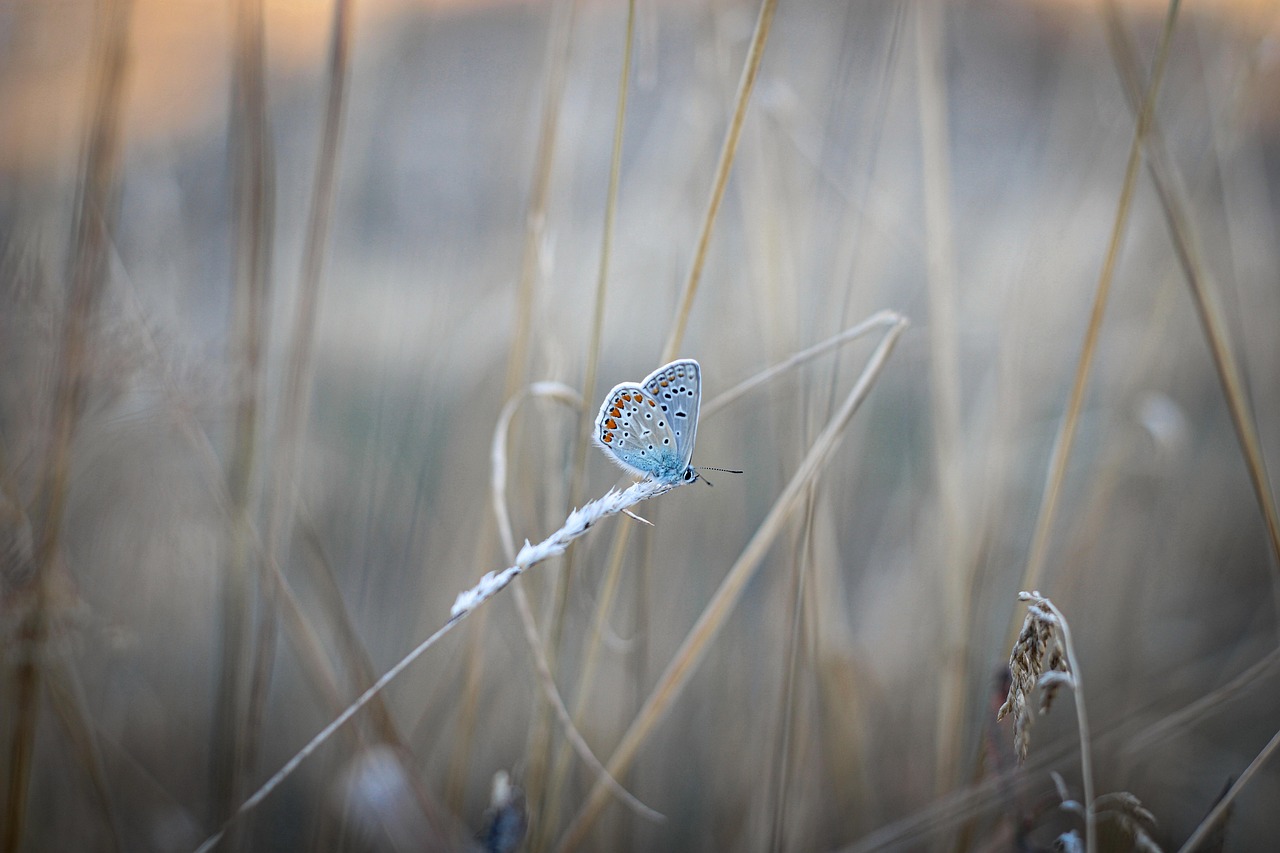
[557,313,907,852]
[489,381,661,824]
[193,475,685,853]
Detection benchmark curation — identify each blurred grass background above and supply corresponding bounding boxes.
[2,0,1280,850]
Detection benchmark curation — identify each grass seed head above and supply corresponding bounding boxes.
[998,592,1074,761]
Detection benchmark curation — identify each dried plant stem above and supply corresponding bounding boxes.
[556,314,907,852]
[703,310,902,417]
[510,584,663,825]
[578,0,634,445]
[913,0,968,795]
[838,648,1280,851]
[1176,726,1280,853]
[1123,647,1280,758]
[119,232,422,804]
[195,476,683,853]
[44,659,123,851]
[491,383,585,560]
[660,0,776,362]
[506,0,576,395]
[1103,0,1280,613]
[1036,596,1096,853]
[243,0,353,823]
[488,382,661,825]
[502,0,577,826]
[1015,0,1178,603]
[265,0,352,579]
[766,489,817,852]
[5,0,131,848]
[196,612,465,853]
[555,498,632,764]
[538,4,638,839]
[212,0,275,826]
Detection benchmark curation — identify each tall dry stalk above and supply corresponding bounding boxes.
[4,0,132,848]
[447,0,583,816]
[557,314,906,852]
[537,1,639,842]
[913,0,970,797]
[1103,0,1280,615]
[211,0,275,824]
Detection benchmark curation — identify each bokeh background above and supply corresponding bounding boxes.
[3,0,1280,850]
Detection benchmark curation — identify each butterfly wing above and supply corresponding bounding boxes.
[640,359,700,470]
[595,359,700,481]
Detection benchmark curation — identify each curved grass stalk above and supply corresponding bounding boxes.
[556,313,907,852]
[194,459,686,853]
[490,382,663,824]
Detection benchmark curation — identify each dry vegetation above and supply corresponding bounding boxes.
[2,0,1280,851]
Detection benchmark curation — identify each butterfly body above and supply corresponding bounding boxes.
[594,359,701,484]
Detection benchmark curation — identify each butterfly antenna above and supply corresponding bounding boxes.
[693,465,744,487]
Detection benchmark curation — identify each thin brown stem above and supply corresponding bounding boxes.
[1014,0,1179,607]
[1103,0,1280,616]
[5,0,132,847]
[660,0,777,363]
[557,315,906,852]
[539,2,638,842]
[212,0,275,824]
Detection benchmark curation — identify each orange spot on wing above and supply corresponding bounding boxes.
[605,418,617,429]
[602,432,613,443]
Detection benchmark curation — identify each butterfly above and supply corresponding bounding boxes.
[594,359,701,484]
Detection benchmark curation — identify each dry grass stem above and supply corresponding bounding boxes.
[557,313,907,852]
[7,2,1278,849]
[490,382,584,559]
[702,310,903,418]
[660,0,776,362]
[913,0,968,795]
[1176,726,1280,853]
[538,6,639,829]
[1053,773,1162,853]
[999,592,1096,853]
[505,0,576,396]
[1015,0,1180,607]
[5,0,132,846]
[509,577,664,826]
[491,381,664,825]
[196,474,687,852]
[1104,0,1280,612]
